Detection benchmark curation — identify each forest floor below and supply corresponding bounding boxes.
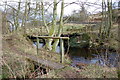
[1,31,118,78]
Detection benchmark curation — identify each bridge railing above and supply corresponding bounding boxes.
[33,35,69,63]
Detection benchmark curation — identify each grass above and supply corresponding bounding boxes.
[37,49,72,65]
[2,50,31,78]
[2,32,72,78]
[41,64,118,78]
[41,66,82,78]
[79,64,117,78]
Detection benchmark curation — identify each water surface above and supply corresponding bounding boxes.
[33,42,119,67]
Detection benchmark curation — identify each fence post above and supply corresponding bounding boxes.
[60,38,64,63]
[36,37,39,55]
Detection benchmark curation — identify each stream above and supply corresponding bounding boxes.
[69,48,119,67]
[33,42,119,68]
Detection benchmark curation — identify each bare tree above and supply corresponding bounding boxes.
[52,0,64,51]
[45,0,57,50]
[22,0,28,34]
[107,0,113,37]
[41,1,49,33]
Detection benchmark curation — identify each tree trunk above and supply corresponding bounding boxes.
[21,0,28,34]
[16,0,21,30]
[99,0,104,38]
[2,2,9,34]
[117,9,120,79]
[52,0,64,52]
[103,0,107,38]
[45,0,57,50]
[41,1,49,34]
[107,0,112,37]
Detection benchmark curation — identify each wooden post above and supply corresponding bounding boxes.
[36,37,39,55]
[32,35,69,62]
[60,38,64,63]
[117,15,120,78]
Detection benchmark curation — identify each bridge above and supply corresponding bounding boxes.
[4,34,69,70]
[31,35,69,64]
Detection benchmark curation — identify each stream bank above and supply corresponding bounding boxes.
[2,32,118,78]
[28,32,119,68]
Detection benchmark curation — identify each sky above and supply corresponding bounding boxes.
[0,0,118,16]
[63,0,102,15]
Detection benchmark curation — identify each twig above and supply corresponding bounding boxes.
[2,59,16,78]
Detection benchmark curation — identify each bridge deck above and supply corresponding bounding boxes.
[26,54,65,69]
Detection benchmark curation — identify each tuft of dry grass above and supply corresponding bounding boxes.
[79,64,118,78]
[41,64,118,78]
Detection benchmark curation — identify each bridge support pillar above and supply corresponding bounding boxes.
[60,38,64,63]
[37,37,39,55]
